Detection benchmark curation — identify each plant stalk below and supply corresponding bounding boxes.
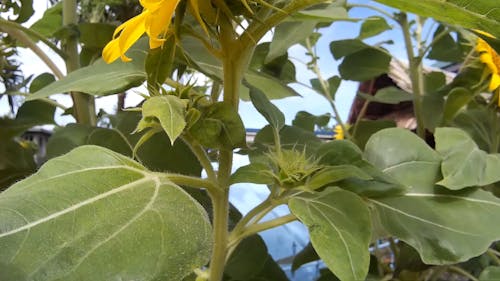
[1,26,64,79]
[62,0,96,125]
[399,13,426,139]
[207,188,230,281]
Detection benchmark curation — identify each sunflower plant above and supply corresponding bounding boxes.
[1,0,500,281]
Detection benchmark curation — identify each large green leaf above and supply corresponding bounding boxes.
[365,128,500,264]
[374,0,500,38]
[369,185,500,264]
[0,145,211,281]
[27,39,147,100]
[364,128,441,187]
[289,188,372,281]
[435,127,500,190]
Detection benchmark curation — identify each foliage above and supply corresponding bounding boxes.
[1,0,500,281]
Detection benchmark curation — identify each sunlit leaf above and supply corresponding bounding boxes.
[435,127,500,189]
[365,128,500,264]
[0,146,212,281]
[137,95,186,145]
[374,0,500,38]
[289,187,371,281]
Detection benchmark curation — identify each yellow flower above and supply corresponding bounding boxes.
[102,0,180,63]
[334,124,344,140]
[475,37,500,92]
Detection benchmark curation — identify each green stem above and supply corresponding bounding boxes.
[231,198,274,235]
[304,37,351,139]
[206,14,256,281]
[0,17,67,59]
[352,79,375,138]
[447,266,479,281]
[487,248,500,266]
[227,214,296,257]
[166,174,218,192]
[399,13,425,139]
[182,135,217,182]
[352,100,370,138]
[62,0,96,126]
[1,26,65,79]
[207,188,230,281]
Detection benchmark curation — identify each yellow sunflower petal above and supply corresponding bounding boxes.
[490,74,500,91]
[480,53,499,73]
[474,29,495,39]
[476,38,491,53]
[145,0,180,49]
[102,38,122,63]
[117,12,148,62]
[140,0,164,11]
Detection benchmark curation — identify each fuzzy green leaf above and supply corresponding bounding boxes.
[435,127,500,189]
[0,146,212,281]
[138,96,186,145]
[289,187,372,281]
[365,128,500,264]
[374,0,500,38]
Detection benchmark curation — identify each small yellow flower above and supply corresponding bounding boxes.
[102,0,180,63]
[475,37,500,92]
[334,124,344,140]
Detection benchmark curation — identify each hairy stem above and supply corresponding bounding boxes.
[304,37,351,139]
[166,174,218,192]
[207,188,230,281]
[227,214,296,258]
[399,13,426,139]
[62,0,96,125]
[182,135,217,182]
